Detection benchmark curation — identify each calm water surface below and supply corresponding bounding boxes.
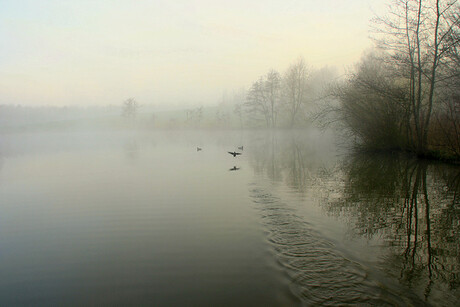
[0,130,458,306]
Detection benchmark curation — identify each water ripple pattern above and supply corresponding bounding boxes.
[249,185,419,306]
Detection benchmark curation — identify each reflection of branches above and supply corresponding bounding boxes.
[323,153,460,305]
[402,163,424,286]
[324,153,407,238]
[422,170,433,300]
[249,185,402,305]
[283,140,309,192]
[248,132,282,182]
[247,132,323,195]
[123,139,139,161]
[248,132,460,304]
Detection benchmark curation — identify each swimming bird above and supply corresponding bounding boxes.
[229,166,240,171]
[228,151,242,157]
[197,147,202,151]
[238,146,243,150]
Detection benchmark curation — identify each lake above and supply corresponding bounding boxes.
[0,130,458,306]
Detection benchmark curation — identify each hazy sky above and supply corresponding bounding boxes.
[0,0,386,107]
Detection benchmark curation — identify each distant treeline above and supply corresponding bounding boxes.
[231,59,336,129]
[2,0,458,162]
[0,63,337,131]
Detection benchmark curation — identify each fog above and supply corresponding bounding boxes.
[0,0,386,107]
[1,0,459,305]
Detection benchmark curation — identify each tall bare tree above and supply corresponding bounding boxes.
[372,0,459,154]
[283,58,309,128]
[121,97,138,119]
[245,70,281,128]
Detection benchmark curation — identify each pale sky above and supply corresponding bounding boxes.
[0,0,387,107]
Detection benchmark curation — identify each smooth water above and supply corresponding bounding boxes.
[0,130,458,306]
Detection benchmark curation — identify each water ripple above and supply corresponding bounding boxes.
[249,186,419,306]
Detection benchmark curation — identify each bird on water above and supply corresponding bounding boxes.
[228,151,242,157]
[197,147,202,151]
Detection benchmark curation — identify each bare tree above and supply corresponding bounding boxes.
[265,70,282,128]
[185,106,203,126]
[245,70,281,128]
[332,53,409,149]
[121,98,138,119]
[283,58,309,128]
[372,0,460,154]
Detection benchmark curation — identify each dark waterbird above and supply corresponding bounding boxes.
[197,147,202,151]
[229,166,240,171]
[228,151,242,157]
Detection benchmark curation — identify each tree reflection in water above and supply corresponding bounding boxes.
[123,138,140,162]
[325,153,460,305]
[248,131,325,196]
[247,132,460,305]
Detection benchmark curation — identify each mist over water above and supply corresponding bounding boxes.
[0,129,458,305]
[1,0,458,304]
